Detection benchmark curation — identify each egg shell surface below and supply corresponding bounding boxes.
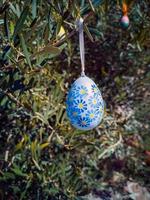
[66,76,104,131]
[121,15,129,28]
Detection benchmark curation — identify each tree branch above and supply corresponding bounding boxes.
[54,11,94,47]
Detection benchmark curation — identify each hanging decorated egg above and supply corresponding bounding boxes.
[66,76,104,131]
[120,15,129,29]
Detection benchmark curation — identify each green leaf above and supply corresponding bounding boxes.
[10,21,15,34]
[0,172,15,180]
[32,158,41,170]
[31,139,38,157]
[0,19,4,24]
[87,0,95,12]
[11,164,27,177]
[40,142,49,150]
[15,140,24,151]
[84,24,94,42]
[56,22,63,39]
[57,26,65,40]
[20,180,31,200]
[13,5,29,39]
[81,0,104,15]
[20,34,32,68]
[89,27,104,38]
[32,0,37,19]
[9,3,20,18]
[4,11,10,40]
[32,45,61,58]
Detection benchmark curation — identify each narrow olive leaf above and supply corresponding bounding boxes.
[89,27,104,39]
[0,2,9,14]
[10,21,14,34]
[4,11,10,40]
[32,45,61,58]
[9,3,19,17]
[0,19,4,24]
[32,158,41,170]
[81,0,104,15]
[44,25,49,44]
[0,172,15,180]
[104,0,109,13]
[137,42,142,52]
[84,24,94,42]
[81,0,85,8]
[32,0,37,19]
[11,164,27,177]
[13,5,29,39]
[40,142,49,150]
[20,180,31,200]
[57,26,65,40]
[20,34,32,68]
[15,140,24,151]
[87,0,95,12]
[127,0,135,9]
[56,22,62,39]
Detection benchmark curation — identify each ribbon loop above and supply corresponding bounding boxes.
[76,17,85,76]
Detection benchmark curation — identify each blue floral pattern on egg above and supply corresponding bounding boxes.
[66,76,104,130]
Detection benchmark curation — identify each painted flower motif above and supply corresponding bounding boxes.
[68,83,79,99]
[70,111,80,124]
[95,103,104,115]
[66,93,74,105]
[89,97,100,108]
[81,112,86,118]
[91,84,99,95]
[72,109,78,117]
[87,110,98,122]
[71,81,77,88]
[69,88,78,98]
[77,117,90,128]
[74,99,87,112]
[76,85,88,97]
[66,106,79,123]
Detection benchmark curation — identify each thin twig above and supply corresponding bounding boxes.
[98,133,123,160]
[0,89,25,108]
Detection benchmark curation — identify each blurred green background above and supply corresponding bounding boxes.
[0,0,150,199]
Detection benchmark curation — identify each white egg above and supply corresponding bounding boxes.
[66,76,104,130]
